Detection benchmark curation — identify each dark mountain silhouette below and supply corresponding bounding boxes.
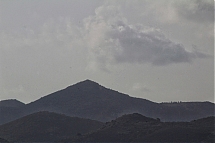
[0,79,214,125]
[23,80,215,121]
[0,99,25,108]
[0,138,8,143]
[0,111,103,142]
[23,79,162,122]
[68,113,215,142]
[1,112,213,142]
[0,99,25,125]
[159,101,215,121]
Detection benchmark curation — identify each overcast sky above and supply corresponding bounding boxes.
[0,0,214,103]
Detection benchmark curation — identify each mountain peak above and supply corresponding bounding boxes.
[66,79,101,90]
[80,79,99,85]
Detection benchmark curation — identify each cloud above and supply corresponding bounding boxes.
[0,18,87,101]
[125,0,214,24]
[174,0,214,23]
[83,4,209,70]
[0,1,211,74]
[131,83,151,92]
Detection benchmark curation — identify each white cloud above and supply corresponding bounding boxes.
[83,4,209,71]
[0,18,83,51]
[0,0,213,103]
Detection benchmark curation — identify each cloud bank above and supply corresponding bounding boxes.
[83,5,209,70]
[0,1,211,72]
[174,0,214,23]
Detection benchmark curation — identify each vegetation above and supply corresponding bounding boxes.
[0,111,214,142]
[68,114,215,142]
[0,111,103,142]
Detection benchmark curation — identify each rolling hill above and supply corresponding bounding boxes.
[69,113,215,142]
[1,112,214,142]
[0,138,8,143]
[0,111,103,142]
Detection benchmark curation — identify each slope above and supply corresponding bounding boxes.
[0,79,214,124]
[0,99,25,108]
[0,99,25,125]
[0,111,103,142]
[24,79,214,122]
[72,113,215,142]
[24,79,160,121]
[0,138,8,143]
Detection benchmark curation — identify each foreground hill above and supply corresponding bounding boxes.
[0,138,8,143]
[68,113,215,142]
[0,80,214,125]
[0,111,103,142]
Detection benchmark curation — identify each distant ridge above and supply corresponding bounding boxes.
[0,79,214,125]
[0,99,25,108]
[0,99,25,125]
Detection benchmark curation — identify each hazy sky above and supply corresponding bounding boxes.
[0,0,214,103]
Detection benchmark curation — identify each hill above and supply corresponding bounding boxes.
[69,113,215,142]
[0,99,25,108]
[0,138,8,143]
[24,79,161,122]
[0,99,25,125]
[24,80,215,122]
[159,101,215,121]
[0,79,214,125]
[0,111,103,142]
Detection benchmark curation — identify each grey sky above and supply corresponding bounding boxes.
[0,0,214,103]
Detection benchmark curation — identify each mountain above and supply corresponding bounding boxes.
[24,79,161,122]
[0,99,25,108]
[0,138,8,143]
[1,111,213,142]
[0,99,25,125]
[159,101,215,121]
[23,79,214,121]
[0,79,214,125]
[0,111,103,142]
[68,113,215,142]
